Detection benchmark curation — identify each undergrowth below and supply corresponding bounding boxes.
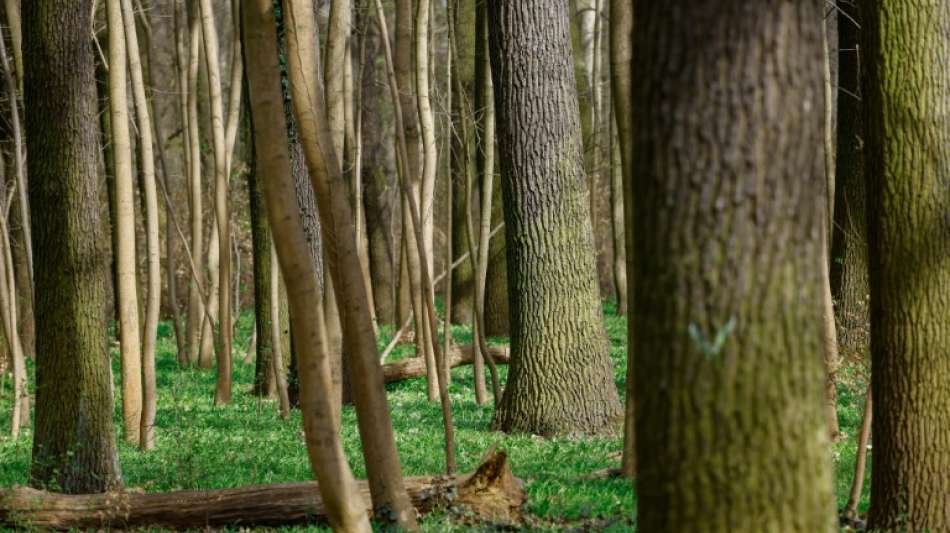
[0,301,868,531]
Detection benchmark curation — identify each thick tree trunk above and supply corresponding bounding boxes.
[488,0,621,436]
[830,1,868,368]
[24,0,122,492]
[359,11,396,327]
[631,2,835,531]
[863,2,950,530]
[0,452,525,531]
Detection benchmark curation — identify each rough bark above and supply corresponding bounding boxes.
[24,0,122,492]
[631,2,835,531]
[862,1,950,530]
[0,452,525,531]
[488,0,621,436]
[830,0,868,368]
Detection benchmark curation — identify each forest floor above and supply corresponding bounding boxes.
[0,301,869,531]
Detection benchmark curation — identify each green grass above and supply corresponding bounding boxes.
[0,301,868,531]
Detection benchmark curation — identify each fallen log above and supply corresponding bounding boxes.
[0,452,525,531]
[382,344,510,384]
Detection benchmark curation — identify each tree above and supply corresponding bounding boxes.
[119,0,161,451]
[283,0,418,526]
[609,0,634,480]
[24,0,122,492]
[862,1,950,530]
[106,0,144,445]
[830,2,868,366]
[630,2,835,530]
[243,3,371,530]
[197,0,234,404]
[488,0,621,436]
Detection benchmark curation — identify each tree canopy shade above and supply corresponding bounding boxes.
[630,1,835,530]
[488,0,622,436]
[862,1,950,530]
[23,0,122,493]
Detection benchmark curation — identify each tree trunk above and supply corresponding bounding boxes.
[609,0,634,480]
[185,0,205,367]
[383,344,509,383]
[282,1,419,527]
[243,3,371,530]
[395,0,419,331]
[359,15,396,327]
[843,384,872,522]
[106,0,144,446]
[0,452,525,531]
[450,0,475,326]
[863,2,950,530]
[488,0,621,436]
[830,1,868,368]
[248,141,290,398]
[24,0,122,492]
[482,177,508,337]
[119,0,160,451]
[630,2,835,531]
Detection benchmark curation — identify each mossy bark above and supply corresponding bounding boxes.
[24,0,122,493]
[483,176,508,338]
[488,0,621,436]
[630,2,835,530]
[248,148,291,398]
[862,1,950,530]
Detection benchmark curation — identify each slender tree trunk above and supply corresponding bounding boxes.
[119,0,160,451]
[107,0,144,445]
[283,1,419,526]
[631,2,835,530]
[863,2,950,530]
[449,0,475,327]
[488,0,621,436]
[24,0,122,492]
[248,139,290,398]
[609,0,634,480]
[2,0,21,91]
[844,384,872,522]
[482,175,508,337]
[243,4,372,530]
[197,0,233,404]
[820,15,840,442]
[269,246,291,419]
[185,0,205,367]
